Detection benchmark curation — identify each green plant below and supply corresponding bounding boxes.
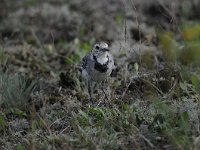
[65,38,95,64]
[0,47,8,68]
[150,101,192,149]
[0,70,36,110]
[158,22,200,65]
[16,144,24,150]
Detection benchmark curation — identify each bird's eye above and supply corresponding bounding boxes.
[95,45,100,50]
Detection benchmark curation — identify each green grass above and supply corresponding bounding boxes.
[0,69,36,110]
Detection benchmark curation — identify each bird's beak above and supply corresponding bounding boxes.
[101,48,109,52]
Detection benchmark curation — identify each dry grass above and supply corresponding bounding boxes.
[0,0,200,150]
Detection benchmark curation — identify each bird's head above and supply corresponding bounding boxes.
[91,42,109,58]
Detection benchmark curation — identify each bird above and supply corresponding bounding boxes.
[81,42,114,104]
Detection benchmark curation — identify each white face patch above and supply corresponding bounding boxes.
[96,52,108,64]
[91,42,109,65]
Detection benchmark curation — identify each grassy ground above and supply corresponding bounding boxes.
[0,0,200,149]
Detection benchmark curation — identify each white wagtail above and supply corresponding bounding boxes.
[81,42,114,104]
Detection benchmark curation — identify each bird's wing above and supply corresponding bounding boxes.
[81,54,91,69]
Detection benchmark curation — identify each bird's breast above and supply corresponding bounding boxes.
[90,63,112,82]
[94,62,108,73]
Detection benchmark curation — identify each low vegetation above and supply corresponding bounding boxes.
[0,0,200,149]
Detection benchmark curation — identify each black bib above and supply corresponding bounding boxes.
[93,55,109,73]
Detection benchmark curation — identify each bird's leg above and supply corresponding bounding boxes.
[88,80,94,105]
[93,82,98,93]
[102,87,109,101]
[101,80,109,105]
